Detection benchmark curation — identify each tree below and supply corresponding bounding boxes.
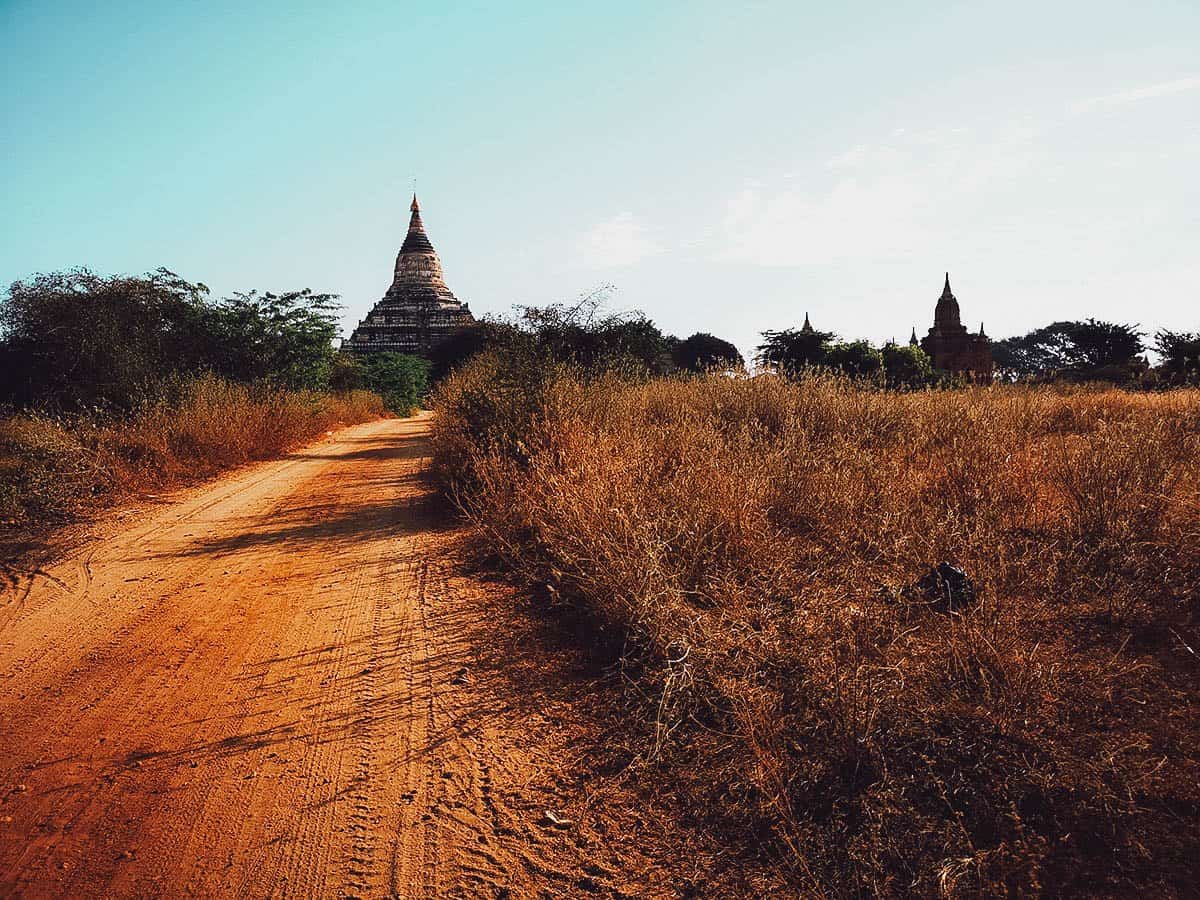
[1154,330,1200,383]
[0,268,346,410]
[594,316,677,374]
[992,319,1145,381]
[1059,319,1145,371]
[991,333,1050,380]
[755,327,835,373]
[0,268,210,410]
[197,288,341,390]
[671,332,744,373]
[826,340,884,378]
[881,342,934,388]
[359,353,429,414]
[328,351,366,393]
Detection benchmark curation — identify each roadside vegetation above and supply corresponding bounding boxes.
[432,305,1200,896]
[0,268,394,551]
[1,376,382,530]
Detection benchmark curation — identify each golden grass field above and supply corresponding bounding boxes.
[434,359,1200,896]
[0,374,384,532]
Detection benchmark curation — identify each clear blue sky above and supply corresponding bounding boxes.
[2,1,1197,358]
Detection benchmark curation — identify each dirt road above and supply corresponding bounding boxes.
[0,416,668,898]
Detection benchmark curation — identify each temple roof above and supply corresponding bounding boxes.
[933,272,963,332]
[400,193,435,254]
[347,194,474,356]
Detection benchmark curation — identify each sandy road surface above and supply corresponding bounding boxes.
[0,415,658,898]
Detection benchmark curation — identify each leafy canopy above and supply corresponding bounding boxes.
[1,268,342,410]
[1154,330,1200,382]
[992,319,1144,380]
[881,343,934,388]
[672,332,744,373]
[755,327,836,372]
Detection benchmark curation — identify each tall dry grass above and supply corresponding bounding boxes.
[434,361,1200,897]
[0,374,384,531]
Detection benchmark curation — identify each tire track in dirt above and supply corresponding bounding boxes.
[0,415,668,898]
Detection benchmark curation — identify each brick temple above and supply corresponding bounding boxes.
[346,195,474,356]
[919,273,993,381]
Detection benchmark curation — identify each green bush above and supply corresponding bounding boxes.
[359,352,429,414]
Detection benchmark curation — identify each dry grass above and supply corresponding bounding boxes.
[434,360,1200,897]
[0,374,385,535]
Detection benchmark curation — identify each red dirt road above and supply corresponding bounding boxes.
[0,416,667,898]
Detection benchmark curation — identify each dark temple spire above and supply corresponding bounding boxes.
[400,193,434,253]
[933,271,963,332]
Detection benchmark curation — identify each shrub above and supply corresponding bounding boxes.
[434,365,1200,896]
[358,352,429,414]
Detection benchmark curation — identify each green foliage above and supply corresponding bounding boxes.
[359,352,429,414]
[755,327,836,372]
[671,332,744,373]
[825,340,884,378]
[446,290,677,379]
[993,319,1145,381]
[1,268,343,410]
[195,289,341,390]
[881,342,934,388]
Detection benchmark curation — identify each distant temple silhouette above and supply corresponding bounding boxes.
[919,273,993,381]
[346,195,474,356]
[806,273,993,380]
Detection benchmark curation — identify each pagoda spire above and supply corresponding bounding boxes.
[800,312,814,335]
[909,326,919,346]
[400,193,434,253]
[933,271,962,332]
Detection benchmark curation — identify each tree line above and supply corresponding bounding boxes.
[437,303,1199,387]
[3,269,1197,416]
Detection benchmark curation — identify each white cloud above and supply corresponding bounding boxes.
[1072,75,1200,113]
[718,176,927,266]
[717,124,1040,267]
[574,212,663,268]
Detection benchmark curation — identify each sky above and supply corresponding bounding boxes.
[2,0,1198,360]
